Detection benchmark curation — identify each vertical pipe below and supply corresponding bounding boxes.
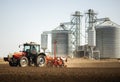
[54,40,57,58]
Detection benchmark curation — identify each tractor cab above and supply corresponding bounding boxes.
[23,42,40,55]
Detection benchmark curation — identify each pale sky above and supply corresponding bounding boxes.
[0,0,120,57]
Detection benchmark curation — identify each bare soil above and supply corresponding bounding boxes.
[0,58,120,82]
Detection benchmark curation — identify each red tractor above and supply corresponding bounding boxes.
[4,42,67,67]
[4,42,46,67]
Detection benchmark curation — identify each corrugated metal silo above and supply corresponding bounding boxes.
[52,30,69,57]
[96,22,120,58]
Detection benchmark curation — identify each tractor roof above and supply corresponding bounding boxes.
[24,42,40,46]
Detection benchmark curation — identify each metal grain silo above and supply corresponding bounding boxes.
[96,22,120,58]
[52,30,69,57]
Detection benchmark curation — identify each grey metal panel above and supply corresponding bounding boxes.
[96,26,120,58]
[88,30,96,46]
[52,30,69,57]
[41,34,48,49]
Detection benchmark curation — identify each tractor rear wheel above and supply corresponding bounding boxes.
[36,55,46,67]
[19,56,28,67]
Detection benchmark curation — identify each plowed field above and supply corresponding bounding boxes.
[0,58,120,82]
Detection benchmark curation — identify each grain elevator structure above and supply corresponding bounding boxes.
[41,9,120,59]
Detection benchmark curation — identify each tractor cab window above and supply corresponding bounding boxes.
[31,45,40,52]
[36,45,40,52]
[24,45,30,52]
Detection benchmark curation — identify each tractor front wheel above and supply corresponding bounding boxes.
[9,62,18,67]
[19,56,28,67]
